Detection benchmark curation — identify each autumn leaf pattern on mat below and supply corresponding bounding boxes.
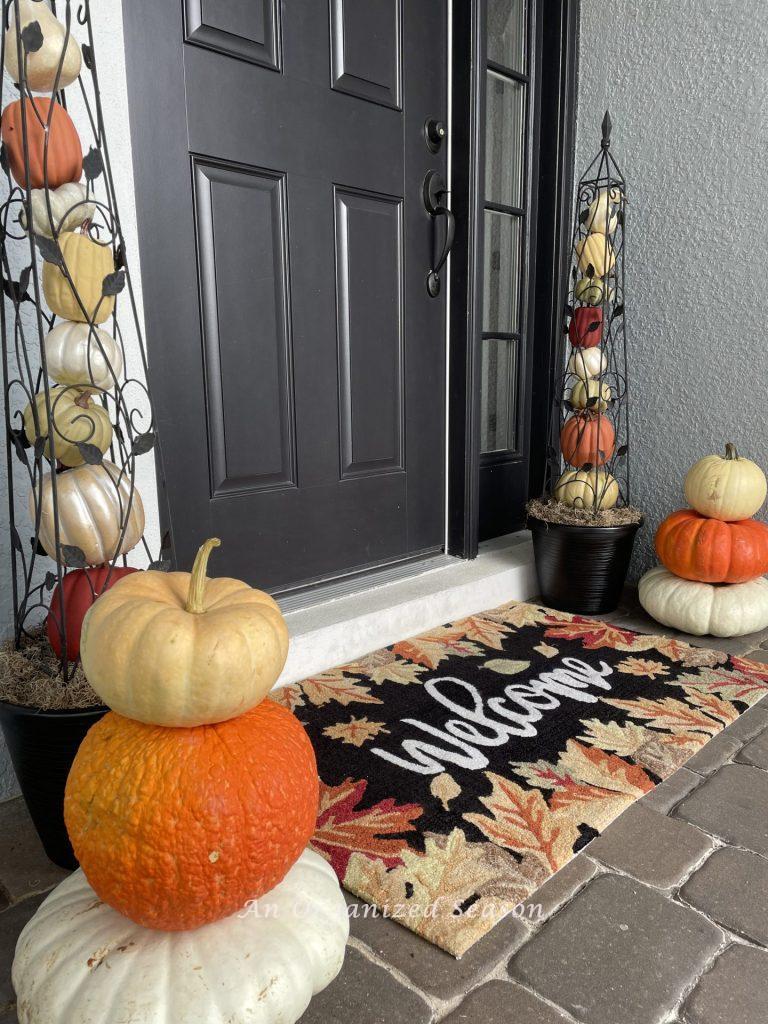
[272,603,768,957]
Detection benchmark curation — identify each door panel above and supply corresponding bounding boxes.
[123,0,447,591]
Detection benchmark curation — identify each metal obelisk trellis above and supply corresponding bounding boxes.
[0,0,168,680]
[544,111,631,513]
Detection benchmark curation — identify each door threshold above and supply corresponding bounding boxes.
[276,530,536,687]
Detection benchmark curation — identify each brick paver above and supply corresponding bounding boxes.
[680,846,768,946]
[676,763,768,856]
[441,980,571,1023]
[684,945,768,1024]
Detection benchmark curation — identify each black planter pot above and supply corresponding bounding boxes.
[0,700,107,869]
[529,516,642,615]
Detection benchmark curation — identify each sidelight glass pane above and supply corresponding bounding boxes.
[487,0,526,73]
[485,72,524,207]
[483,210,521,334]
[480,338,518,453]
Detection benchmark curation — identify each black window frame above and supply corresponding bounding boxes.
[448,0,580,555]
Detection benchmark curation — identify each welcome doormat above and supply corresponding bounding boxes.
[272,602,768,957]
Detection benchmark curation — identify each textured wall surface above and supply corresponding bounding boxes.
[575,0,768,578]
[0,0,158,800]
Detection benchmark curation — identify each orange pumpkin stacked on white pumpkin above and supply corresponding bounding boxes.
[640,445,768,637]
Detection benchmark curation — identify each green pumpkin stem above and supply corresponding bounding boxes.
[186,538,221,614]
[725,443,739,461]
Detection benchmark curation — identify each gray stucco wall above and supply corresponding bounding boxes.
[575,0,768,578]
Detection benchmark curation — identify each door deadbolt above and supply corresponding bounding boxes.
[424,118,446,154]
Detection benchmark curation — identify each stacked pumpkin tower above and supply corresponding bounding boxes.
[13,540,349,1023]
[640,446,768,638]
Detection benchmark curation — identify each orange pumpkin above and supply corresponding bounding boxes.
[560,413,615,468]
[64,701,319,931]
[655,509,768,584]
[1,97,82,190]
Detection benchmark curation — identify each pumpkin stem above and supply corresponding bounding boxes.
[186,538,221,614]
[725,443,739,461]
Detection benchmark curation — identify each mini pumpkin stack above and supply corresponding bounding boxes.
[640,445,768,637]
[13,540,348,1024]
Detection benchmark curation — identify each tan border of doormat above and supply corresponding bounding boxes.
[272,602,768,957]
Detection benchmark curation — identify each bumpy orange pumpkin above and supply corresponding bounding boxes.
[1,97,82,190]
[655,509,768,584]
[64,701,319,931]
[560,413,615,468]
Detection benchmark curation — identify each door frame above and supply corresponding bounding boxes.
[447,0,580,557]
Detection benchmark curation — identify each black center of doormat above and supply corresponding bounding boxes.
[271,602,768,957]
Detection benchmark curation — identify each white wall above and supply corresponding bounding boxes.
[0,0,158,800]
[575,0,768,578]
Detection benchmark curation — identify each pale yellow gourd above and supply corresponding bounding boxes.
[80,538,290,727]
[567,347,607,382]
[574,275,615,305]
[554,469,619,510]
[44,322,123,392]
[585,187,622,235]
[575,233,616,278]
[33,460,144,566]
[570,378,611,412]
[4,0,82,92]
[20,183,94,238]
[684,443,767,522]
[43,233,115,324]
[23,385,112,467]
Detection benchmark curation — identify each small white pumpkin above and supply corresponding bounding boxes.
[23,385,112,467]
[4,0,82,92]
[684,443,767,522]
[639,566,768,637]
[12,848,349,1024]
[570,378,611,412]
[567,347,607,382]
[19,183,95,238]
[45,321,123,392]
[32,460,144,566]
[585,187,622,235]
[554,468,619,510]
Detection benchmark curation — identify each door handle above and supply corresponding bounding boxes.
[423,170,455,298]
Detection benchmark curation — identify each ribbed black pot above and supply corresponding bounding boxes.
[0,701,107,869]
[529,516,642,615]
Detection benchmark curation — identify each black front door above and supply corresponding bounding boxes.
[123,1,448,590]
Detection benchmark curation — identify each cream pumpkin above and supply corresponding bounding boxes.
[4,0,82,92]
[567,347,607,381]
[44,321,123,392]
[639,566,768,638]
[575,232,616,278]
[33,460,144,566]
[574,275,614,305]
[20,182,94,238]
[684,443,767,522]
[570,378,611,412]
[12,850,348,1024]
[80,538,289,727]
[23,385,112,467]
[554,468,619,510]
[585,187,622,235]
[43,232,115,324]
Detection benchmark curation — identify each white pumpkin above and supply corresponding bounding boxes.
[639,566,768,638]
[44,321,123,392]
[32,460,144,566]
[23,385,112,467]
[567,347,607,382]
[12,849,349,1024]
[684,443,767,522]
[554,468,619,510]
[20,183,95,238]
[4,0,82,92]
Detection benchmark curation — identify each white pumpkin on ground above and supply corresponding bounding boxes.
[33,460,144,565]
[20,182,95,238]
[12,849,349,1024]
[554,468,619,510]
[684,443,767,522]
[567,347,607,382]
[44,321,123,392]
[4,0,82,91]
[639,566,768,638]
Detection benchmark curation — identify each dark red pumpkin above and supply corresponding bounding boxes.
[560,413,615,468]
[655,509,768,584]
[568,306,603,348]
[46,566,138,662]
[1,97,82,190]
